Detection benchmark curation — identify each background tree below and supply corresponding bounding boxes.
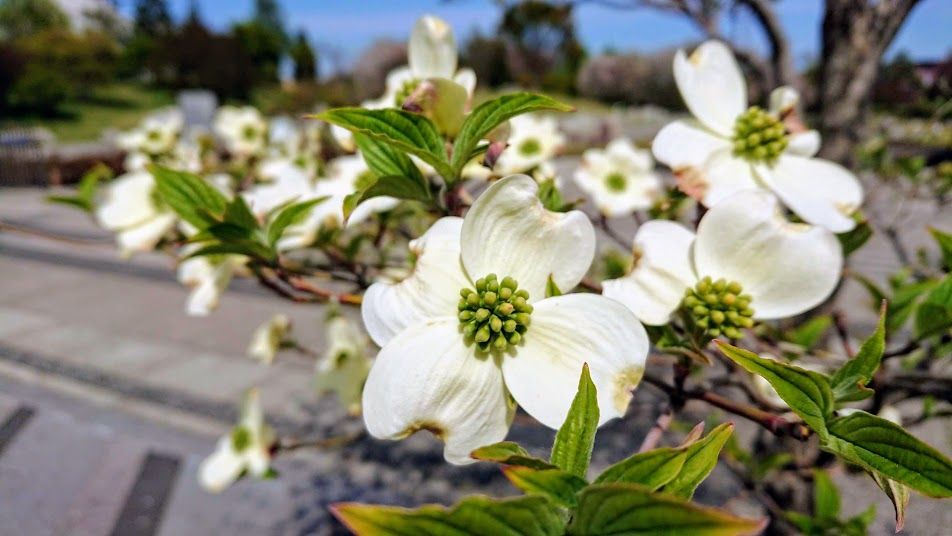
[133,0,173,37]
[497,0,586,93]
[290,30,317,82]
[232,0,288,84]
[0,0,69,41]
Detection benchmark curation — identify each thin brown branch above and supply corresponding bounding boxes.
[638,405,674,452]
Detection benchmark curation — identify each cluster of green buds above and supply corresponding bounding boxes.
[732,106,788,164]
[682,276,755,340]
[458,274,532,352]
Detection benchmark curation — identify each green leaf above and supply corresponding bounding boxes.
[871,472,910,532]
[471,442,557,470]
[914,274,952,338]
[502,466,587,507]
[545,275,562,298]
[716,342,833,438]
[189,222,253,244]
[332,495,566,536]
[342,175,430,221]
[451,93,573,175]
[550,363,598,478]
[151,166,229,229]
[537,178,573,212]
[223,196,259,230]
[784,315,832,350]
[830,304,885,402]
[266,197,329,247]
[568,483,765,536]
[821,411,952,498]
[594,447,687,490]
[930,227,952,271]
[813,469,840,519]
[186,241,274,262]
[47,164,108,212]
[662,423,734,499]
[354,132,425,184]
[314,108,454,180]
[837,219,872,256]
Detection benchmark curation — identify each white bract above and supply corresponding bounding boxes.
[177,251,245,316]
[603,190,842,336]
[494,114,565,176]
[214,105,268,158]
[199,389,275,493]
[333,14,476,149]
[315,314,372,416]
[95,170,177,257]
[652,40,863,233]
[248,314,291,364]
[574,138,661,216]
[361,175,649,464]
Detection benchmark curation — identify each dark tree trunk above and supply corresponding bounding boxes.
[817,0,922,166]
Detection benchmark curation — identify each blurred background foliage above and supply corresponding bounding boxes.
[0,0,949,144]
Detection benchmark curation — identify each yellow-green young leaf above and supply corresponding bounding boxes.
[821,411,952,498]
[662,423,734,499]
[223,196,259,230]
[545,275,562,298]
[717,342,833,438]
[502,466,587,507]
[332,495,566,536]
[872,472,910,532]
[451,92,573,175]
[813,469,840,520]
[354,132,425,183]
[568,483,766,536]
[471,442,557,470]
[267,197,329,246]
[914,275,952,339]
[314,108,454,180]
[342,175,431,222]
[550,363,598,478]
[930,227,952,271]
[830,304,885,402]
[594,447,687,490]
[151,165,229,229]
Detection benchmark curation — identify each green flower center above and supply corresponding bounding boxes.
[682,276,754,340]
[231,425,252,452]
[518,138,542,157]
[146,129,162,142]
[732,106,788,164]
[242,125,259,141]
[458,274,532,352]
[604,172,627,193]
[394,78,421,107]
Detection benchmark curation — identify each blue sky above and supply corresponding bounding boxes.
[124,0,951,73]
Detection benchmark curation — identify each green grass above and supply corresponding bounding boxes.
[1,84,174,143]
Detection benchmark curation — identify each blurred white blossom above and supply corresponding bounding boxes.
[199,389,275,493]
[574,138,661,216]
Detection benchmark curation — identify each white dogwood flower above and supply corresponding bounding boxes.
[199,389,275,493]
[603,190,842,337]
[243,156,398,251]
[652,40,863,233]
[248,314,291,364]
[361,175,649,464]
[333,15,476,150]
[494,114,565,175]
[116,108,183,156]
[177,252,245,316]
[315,313,372,416]
[574,138,661,216]
[95,170,177,257]
[214,105,268,158]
